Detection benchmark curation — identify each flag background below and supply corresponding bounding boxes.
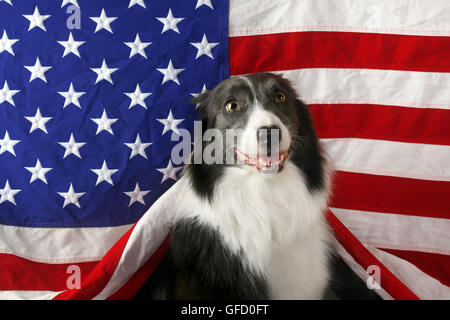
[1,0,449,299]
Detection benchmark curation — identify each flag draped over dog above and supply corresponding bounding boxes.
[0,0,449,299]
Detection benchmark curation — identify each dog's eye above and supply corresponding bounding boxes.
[275,92,286,103]
[225,101,239,112]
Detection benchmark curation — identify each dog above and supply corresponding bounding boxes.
[135,72,333,299]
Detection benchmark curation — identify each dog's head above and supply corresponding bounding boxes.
[192,73,320,176]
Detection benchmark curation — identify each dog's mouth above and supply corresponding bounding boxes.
[234,148,289,173]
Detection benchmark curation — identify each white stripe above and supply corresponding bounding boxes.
[230,0,450,37]
[92,181,181,299]
[0,224,131,263]
[332,240,392,300]
[0,290,62,300]
[321,138,450,181]
[370,247,450,299]
[278,68,450,110]
[331,208,450,255]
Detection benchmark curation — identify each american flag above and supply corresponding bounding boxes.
[1,0,449,300]
[0,0,227,299]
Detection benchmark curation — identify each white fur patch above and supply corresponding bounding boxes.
[239,106,291,156]
[173,160,332,299]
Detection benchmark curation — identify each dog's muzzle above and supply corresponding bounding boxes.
[234,148,289,174]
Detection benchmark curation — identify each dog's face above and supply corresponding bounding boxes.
[193,73,303,174]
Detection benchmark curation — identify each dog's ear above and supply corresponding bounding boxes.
[294,99,316,136]
[191,91,210,121]
[191,91,211,135]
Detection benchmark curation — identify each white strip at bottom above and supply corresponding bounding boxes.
[0,290,62,300]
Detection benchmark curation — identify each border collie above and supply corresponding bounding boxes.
[136,72,332,299]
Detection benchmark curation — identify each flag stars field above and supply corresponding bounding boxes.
[58,183,85,208]
[0,0,229,294]
[0,131,20,156]
[191,34,219,59]
[91,160,119,186]
[58,32,85,58]
[0,81,20,107]
[157,110,184,135]
[91,59,118,84]
[25,108,52,134]
[91,109,118,135]
[23,6,51,32]
[124,34,151,59]
[58,133,86,159]
[157,9,184,34]
[25,159,52,184]
[58,83,85,109]
[124,84,151,109]
[157,60,185,85]
[90,9,117,34]
[0,180,21,205]
[25,57,52,83]
[157,160,182,183]
[125,133,151,159]
[124,182,150,207]
[0,30,19,56]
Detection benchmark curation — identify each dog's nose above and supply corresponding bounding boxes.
[257,125,282,146]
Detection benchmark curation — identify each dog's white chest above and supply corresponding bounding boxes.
[176,161,331,299]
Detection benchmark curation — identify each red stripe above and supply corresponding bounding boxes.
[380,248,450,288]
[107,234,170,300]
[229,31,450,75]
[53,224,136,300]
[0,254,98,291]
[326,209,420,300]
[331,171,450,220]
[310,104,450,146]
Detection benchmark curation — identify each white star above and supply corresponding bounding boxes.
[195,0,214,10]
[124,84,151,109]
[128,0,146,8]
[58,183,85,208]
[124,182,150,206]
[191,84,208,109]
[157,110,184,135]
[125,134,151,159]
[90,59,118,84]
[157,60,184,85]
[0,81,20,107]
[157,160,182,183]
[58,32,85,58]
[91,109,118,135]
[156,9,184,34]
[58,83,85,109]
[0,0,13,6]
[23,6,51,32]
[91,160,118,186]
[25,108,52,134]
[0,30,19,56]
[0,131,20,156]
[90,9,117,34]
[61,0,79,7]
[58,133,86,159]
[0,180,21,205]
[25,159,52,184]
[24,57,52,83]
[124,34,151,59]
[191,34,219,59]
